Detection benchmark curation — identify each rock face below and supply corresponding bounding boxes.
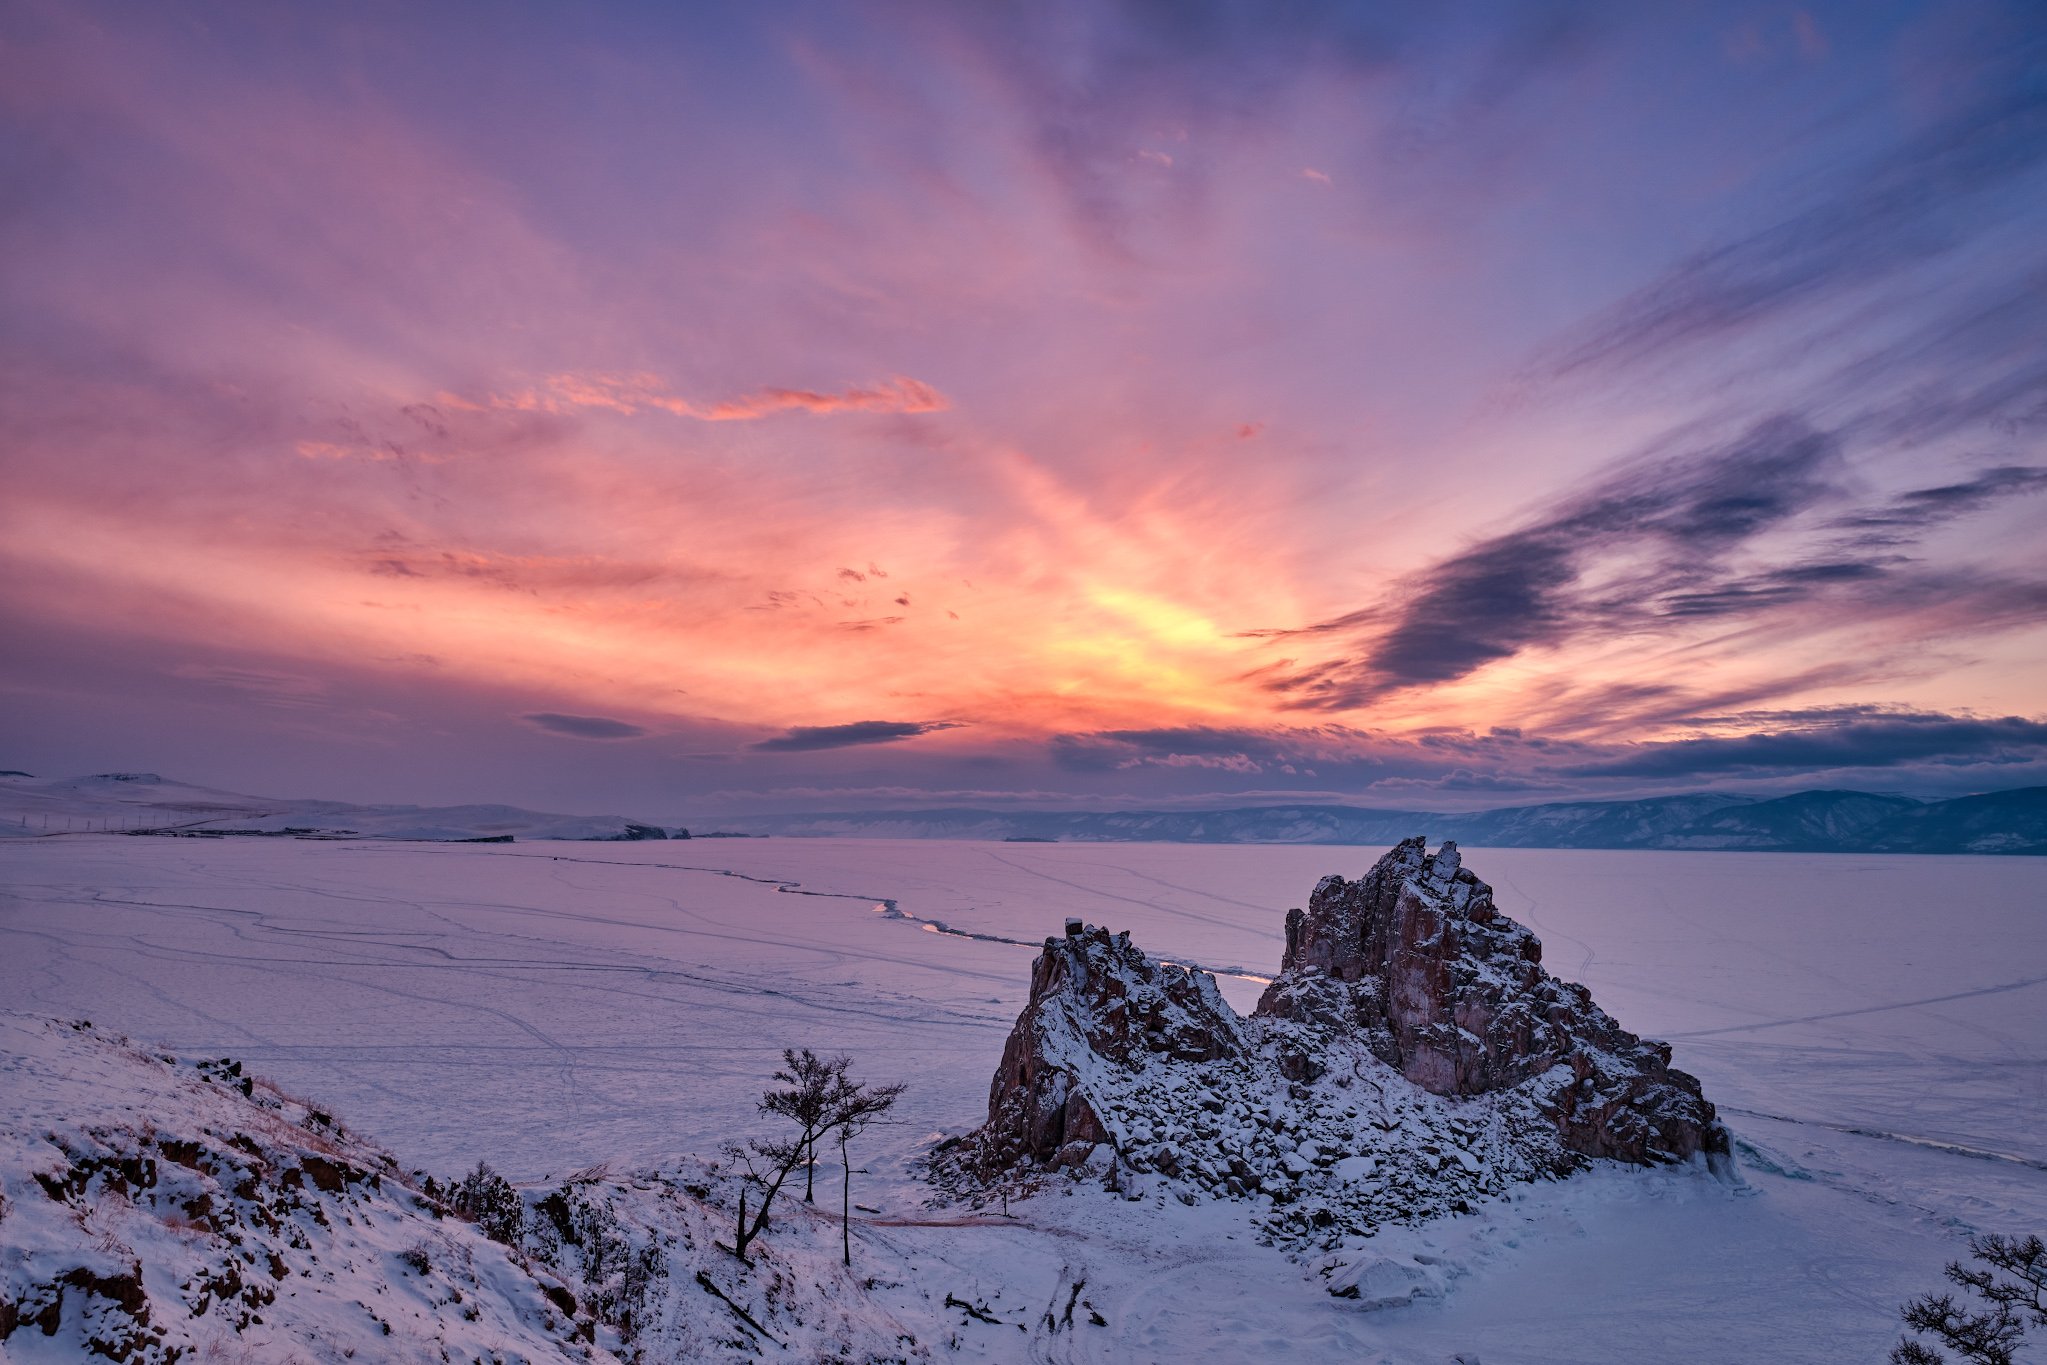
[986,921,1241,1166]
[950,840,1725,1238]
[1258,837,1718,1164]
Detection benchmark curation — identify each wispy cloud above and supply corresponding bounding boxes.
[1835,466,2047,541]
[490,374,948,422]
[521,712,650,740]
[1262,417,1848,705]
[169,664,330,711]
[1259,408,2047,714]
[751,720,965,752]
[1546,19,2047,378]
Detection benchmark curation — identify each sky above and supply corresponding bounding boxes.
[3,0,2045,821]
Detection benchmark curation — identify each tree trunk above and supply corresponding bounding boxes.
[804,1137,815,1203]
[840,1129,852,1267]
[742,1167,790,1252]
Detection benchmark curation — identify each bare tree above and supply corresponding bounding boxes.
[830,1071,905,1267]
[723,1049,850,1259]
[766,1048,842,1204]
[1894,1233,2047,1365]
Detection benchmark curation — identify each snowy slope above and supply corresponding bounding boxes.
[0,1013,609,1362]
[0,1015,979,1363]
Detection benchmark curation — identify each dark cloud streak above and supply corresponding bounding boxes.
[752,719,963,752]
[521,713,650,740]
[1047,708,2047,796]
[1267,416,1846,707]
[1566,713,2047,778]
[1266,408,2046,711]
[1837,466,2047,539]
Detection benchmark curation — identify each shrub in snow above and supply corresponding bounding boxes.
[452,1161,524,1245]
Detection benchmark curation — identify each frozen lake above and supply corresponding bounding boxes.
[4,835,2044,1362]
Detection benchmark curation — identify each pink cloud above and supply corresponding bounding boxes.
[492,373,949,422]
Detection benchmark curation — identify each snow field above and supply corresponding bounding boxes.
[2,834,2043,1362]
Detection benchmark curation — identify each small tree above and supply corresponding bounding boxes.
[831,1071,905,1267]
[725,1049,852,1259]
[768,1048,842,1205]
[1894,1233,2046,1365]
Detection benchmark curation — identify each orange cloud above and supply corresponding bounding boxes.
[491,373,948,422]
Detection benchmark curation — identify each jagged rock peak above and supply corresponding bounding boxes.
[983,920,1241,1167]
[1274,835,1499,982]
[1255,838,1721,1165]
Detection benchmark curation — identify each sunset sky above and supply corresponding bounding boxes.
[3,0,2044,820]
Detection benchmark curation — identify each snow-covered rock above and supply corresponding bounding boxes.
[939,840,1726,1248]
[981,920,1241,1165]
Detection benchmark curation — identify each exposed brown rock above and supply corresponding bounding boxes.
[1257,837,1721,1163]
[964,838,1725,1228]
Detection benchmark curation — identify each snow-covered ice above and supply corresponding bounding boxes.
[3,834,2043,1361]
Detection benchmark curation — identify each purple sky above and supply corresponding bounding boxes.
[3,1,2044,821]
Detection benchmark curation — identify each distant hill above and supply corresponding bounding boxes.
[721,787,2047,854]
[0,772,678,843]
[6,771,2041,853]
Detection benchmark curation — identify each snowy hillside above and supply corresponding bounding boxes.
[0,1014,609,1361]
[0,771,674,842]
[0,1014,1042,1363]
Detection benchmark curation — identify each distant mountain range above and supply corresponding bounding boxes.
[6,771,2042,854]
[721,786,2047,855]
[0,772,676,843]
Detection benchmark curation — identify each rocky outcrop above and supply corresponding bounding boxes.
[984,920,1241,1166]
[1258,837,1719,1164]
[948,840,1726,1239]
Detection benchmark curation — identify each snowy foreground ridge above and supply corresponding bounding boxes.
[0,1014,950,1362]
[1,1014,611,1362]
[938,839,1731,1255]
